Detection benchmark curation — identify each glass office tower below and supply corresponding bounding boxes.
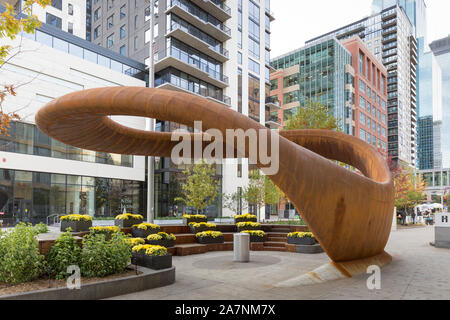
[270,39,353,133]
[430,36,450,168]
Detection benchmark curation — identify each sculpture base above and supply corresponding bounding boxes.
[276,251,392,287]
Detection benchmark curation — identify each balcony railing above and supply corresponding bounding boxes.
[265,96,280,108]
[210,0,231,15]
[168,18,229,59]
[156,47,229,84]
[169,0,231,36]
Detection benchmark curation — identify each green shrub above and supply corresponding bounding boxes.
[46,231,81,280]
[33,223,49,235]
[0,223,45,284]
[80,232,131,278]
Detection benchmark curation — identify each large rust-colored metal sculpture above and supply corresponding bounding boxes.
[35,87,394,283]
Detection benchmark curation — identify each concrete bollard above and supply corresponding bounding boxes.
[234,233,250,262]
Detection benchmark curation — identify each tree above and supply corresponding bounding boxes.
[223,190,247,215]
[394,164,428,213]
[243,170,266,221]
[175,160,220,215]
[0,0,50,135]
[264,175,283,212]
[283,98,340,131]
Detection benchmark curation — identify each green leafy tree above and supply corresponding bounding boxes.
[243,170,266,221]
[0,0,50,135]
[223,190,247,215]
[283,98,340,131]
[175,160,220,215]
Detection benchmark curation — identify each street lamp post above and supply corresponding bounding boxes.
[146,0,155,223]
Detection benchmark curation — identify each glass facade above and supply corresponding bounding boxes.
[0,122,133,167]
[0,169,144,227]
[418,116,433,170]
[271,39,352,131]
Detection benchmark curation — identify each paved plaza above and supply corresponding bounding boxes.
[109,226,450,300]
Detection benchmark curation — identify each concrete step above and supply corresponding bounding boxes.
[264,242,285,248]
[266,237,286,242]
[265,232,288,238]
[271,228,291,233]
[262,247,287,252]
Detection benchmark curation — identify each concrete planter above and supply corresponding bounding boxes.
[115,218,143,228]
[234,217,257,224]
[146,239,175,248]
[237,226,261,232]
[60,220,92,232]
[142,254,173,270]
[197,236,224,244]
[183,217,208,225]
[287,236,317,245]
[190,225,216,234]
[132,227,160,238]
[249,235,266,243]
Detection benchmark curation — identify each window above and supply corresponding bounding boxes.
[68,22,73,34]
[46,13,62,29]
[248,37,260,59]
[360,96,365,109]
[107,15,114,29]
[120,25,126,39]
[134,36,138,50]
[359,112,365,125]
[94,8,101,22]
[145,6,151,21]
[68,3,73,15]
[283,74,299,87]
[360,129,366,141]
[120,45,126,55]
[270,79,278,90]
[359,80,365,94]
[120,5,126,19]
[238,52,242,65]
[367,87,371,99]
[367,117,371,129]
[249,58,260,74]
[367,102,371,113]
[145,29,150,43]
[248,0,260,23]
[134,15,138,29]
[359,51,364,74]
[93,26,100,39]
[51,0,62,10]
[107,34,114,48]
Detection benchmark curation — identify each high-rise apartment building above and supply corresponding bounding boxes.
[88,0,274,218]
[4,0,88,39]
[306,5,418,166]
[430,36,450,168]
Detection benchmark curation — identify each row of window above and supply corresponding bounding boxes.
[359,112,387,138]
[358,50,385,93]
[359,129,387,150]
[359,80,386,110]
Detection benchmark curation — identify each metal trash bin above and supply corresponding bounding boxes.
[233,233,250,262]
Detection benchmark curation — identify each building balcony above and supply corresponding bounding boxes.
[166,26,229,63]
[265,8,275,21]
[155,48,229,88]
[411,53,418,65]
[411,100,417,109]
[383,42,397,51]
[265,96,281,110]
[382,34,397,44]
[155,82,231,107]
[382,19,396,28]
[382,26,397,36]
[189,0,231,22]
[265,115,281,129]
[381,9,397,21]
[382,50,397,59]
[166,1,231,42]
[411,94,416,103]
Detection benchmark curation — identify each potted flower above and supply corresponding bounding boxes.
[146,232,176,248]
[131,245,172,270]
[236,222,261,232]
[60,214,92,232]
[287,232,317,245]
[90,226,120,240]
[182,214,207,225]
[234,214,257,224]
[114,213,144,228]
[195,231,224,244]
[132,223,160,238]
[241,230,266,243]
[189,222,217,234]
[124,237,146,249]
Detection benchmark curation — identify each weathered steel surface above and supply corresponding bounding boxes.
[35,87,394,264]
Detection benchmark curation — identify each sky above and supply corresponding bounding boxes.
[270,0,450,58]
